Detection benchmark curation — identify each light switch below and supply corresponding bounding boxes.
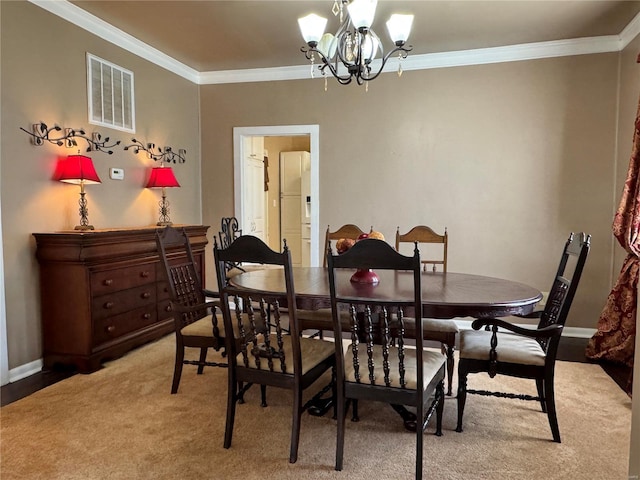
[109,168,124,180]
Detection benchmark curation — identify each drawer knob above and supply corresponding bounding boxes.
[165,305,172,312]
[143,313,151,320]
[104,301,114,309]
[103,279,113,286]
[141,292,151,299]
[106,325,115,333]
[141,271,150,278]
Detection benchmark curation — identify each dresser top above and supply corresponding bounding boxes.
[33,225,209,263]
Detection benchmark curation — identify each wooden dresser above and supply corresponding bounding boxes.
[33,225,209,373]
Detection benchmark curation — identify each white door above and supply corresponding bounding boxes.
[233,126,320,266]
[280,152,303,265]
[243,155,266,241]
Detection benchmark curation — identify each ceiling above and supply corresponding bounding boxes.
[69,1,640,74]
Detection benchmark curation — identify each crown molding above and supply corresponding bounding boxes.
[31,0,639,86]
[199,36,623,85]
[620,11,640,49]
[29,0,200,83]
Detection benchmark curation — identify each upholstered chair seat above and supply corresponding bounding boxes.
[460,329,546,366]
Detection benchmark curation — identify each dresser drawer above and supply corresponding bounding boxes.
[93,306,158,345]
[92,284,156,320]
[91,264,156,296]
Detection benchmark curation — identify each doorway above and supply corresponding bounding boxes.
[233,125,320,266]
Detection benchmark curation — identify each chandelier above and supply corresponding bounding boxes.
[298,0,414,90]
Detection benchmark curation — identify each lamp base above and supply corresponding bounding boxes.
[156,221,173,226]
[75,225,95,231]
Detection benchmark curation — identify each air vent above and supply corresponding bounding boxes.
[87,53,135,133]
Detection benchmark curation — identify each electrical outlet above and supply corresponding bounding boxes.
[109,168,124,180]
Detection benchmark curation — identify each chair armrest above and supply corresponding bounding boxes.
[471,318,563,339]
[202,288,220,299]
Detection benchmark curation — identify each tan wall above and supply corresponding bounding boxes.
[201,54,621,330]
[1,0,637,369]
[0,1,202,369]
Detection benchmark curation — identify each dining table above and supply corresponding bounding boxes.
[229,266,543,320]
[228,266,543,428]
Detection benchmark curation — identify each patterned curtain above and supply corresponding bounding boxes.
[585,75,640,372]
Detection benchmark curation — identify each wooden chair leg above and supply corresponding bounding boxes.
[445,343,455,396]
[260,384,268,407]
[455,366,468,433]
[545,375,561,443]
[224,369,237,449]
[289,391,303,463]
[435,380,444,436]
[351,399,359,422]
[332,366,338,420]
[197,347,207,374]
[416,402,424,480]
[536,377,547,412]
[237,381,245,404]
[171,340,185,394]
[335,389,346,471]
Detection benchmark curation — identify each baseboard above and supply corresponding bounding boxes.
[8,358,43,383]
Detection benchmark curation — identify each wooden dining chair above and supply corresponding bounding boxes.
[218,216,279,280]
[323,224,366,267]
[395,225,459,395]
[456,232,591,442]
[327,238,445,480]
[218,216,247,278]
[156,226,227,394]
[213,235,336,463]
[297,224,367,338]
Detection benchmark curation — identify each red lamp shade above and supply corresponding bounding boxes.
[145,166,180,188]
[54,155,101,185]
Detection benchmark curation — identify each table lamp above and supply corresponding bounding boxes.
[146,165,180,226]
[54,154,101,230]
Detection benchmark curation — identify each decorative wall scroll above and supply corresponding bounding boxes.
[20,122,121,154]
[20,122,187,164]
[123,139,186,164]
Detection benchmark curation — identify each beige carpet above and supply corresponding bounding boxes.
[1,335,632,480]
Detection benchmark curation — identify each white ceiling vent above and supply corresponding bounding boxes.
[87,53,135,133]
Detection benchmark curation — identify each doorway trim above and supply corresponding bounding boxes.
[233,125,320,266]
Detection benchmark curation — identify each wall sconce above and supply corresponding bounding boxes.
[53,155,102,230]
[145,165,180,226]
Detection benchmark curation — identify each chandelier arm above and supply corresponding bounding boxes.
[335,30,357,70]
[319,57,354,84]
[360,45,412,82]
[302,45,354,84]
